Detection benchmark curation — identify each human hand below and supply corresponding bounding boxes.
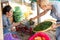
[52,23,57,29]
[11,26,16,32]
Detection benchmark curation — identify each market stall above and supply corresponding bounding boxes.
[1,0,57,40]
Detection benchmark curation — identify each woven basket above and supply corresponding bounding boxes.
[33,20,55,32]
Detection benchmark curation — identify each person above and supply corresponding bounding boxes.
[2,5,20,35]
[50,1,60,40]
[2,5,13,34]
[2,5,22,40]
[37,0,60,40]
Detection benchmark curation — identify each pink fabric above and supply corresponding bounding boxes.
[29,32,50,40]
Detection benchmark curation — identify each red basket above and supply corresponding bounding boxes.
[29,32,50,40]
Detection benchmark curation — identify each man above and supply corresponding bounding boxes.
[37,0,60,40]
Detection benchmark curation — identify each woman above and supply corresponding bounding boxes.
[2,5,13,34]
[2,5,21,40]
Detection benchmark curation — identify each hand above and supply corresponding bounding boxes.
[11,26,16,32]
[52,23,57,29]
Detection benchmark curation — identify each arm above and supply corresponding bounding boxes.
[11,22,20,27]
[31,9,50,20]
[11,10,49,26]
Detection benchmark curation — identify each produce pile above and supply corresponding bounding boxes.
[16,23,33,34]
[33,21,52,31]
[13,6,23,22]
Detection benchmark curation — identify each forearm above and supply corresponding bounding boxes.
[56,23,60,27]
[39,9,49,17]
[31,9,49,20]
[11,22,20,27]
[10,22,20,31]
